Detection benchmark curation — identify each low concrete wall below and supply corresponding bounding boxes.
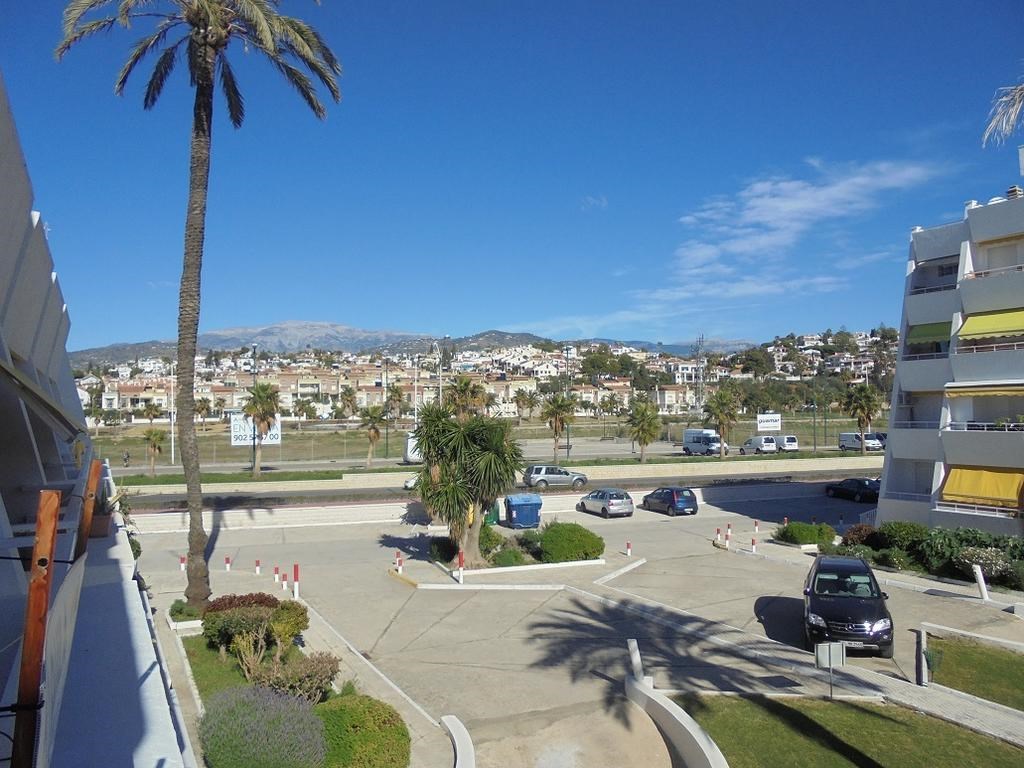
[624,676,729,768]
[440,715,475,768]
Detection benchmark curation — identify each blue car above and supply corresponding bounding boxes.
[641,486,699,516]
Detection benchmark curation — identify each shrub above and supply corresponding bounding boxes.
[952,527,998,550]
[478,523,503,556]
[316,693,411,768]
[203,606,274,661]
[875,548,911,571]
[539,522,605,563]
[953,546,1012,581]
[774,522,836,547]
[252,651,340,704]
[841,524,876,547]
[128,535,142,560]
[817,540,839,555]
[270,601,309,662]
[516,529,543,558]
[836,544,875,561]
[206,592,280,615]
[492,547,525,567]
[918,528,962,574]
[169,599,201,621]
[1007,560,1024,591]
[876,521,929,552]
[199,686,326,768]
[1002,537,1024,563]
[429,536,459,563]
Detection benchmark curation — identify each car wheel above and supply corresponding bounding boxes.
[668,508,676,517]
[854,492,863,503]
[572,478,585,489]
[576,502,585,512]
[880,643,894,659]
[601,508,609,519]
[803,632,814,652]
[536,480,548,489]
[739,448,746,455]
[683,448,691,456]
[756,448,762,454]
[840,445,847,452]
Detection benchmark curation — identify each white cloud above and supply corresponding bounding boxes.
[581,194,608,211]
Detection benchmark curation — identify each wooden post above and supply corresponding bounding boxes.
[12,491,60,768]
[74,459,103,561]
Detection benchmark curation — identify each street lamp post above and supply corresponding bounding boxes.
[563,345,572,460]
[251,344,257,470]
[413,355,419,423]
[383,356,389,458]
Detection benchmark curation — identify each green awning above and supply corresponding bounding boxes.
[959,309,1024,340]
[905,322,951,344]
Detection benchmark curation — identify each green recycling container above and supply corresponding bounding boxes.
[484,500,500,525]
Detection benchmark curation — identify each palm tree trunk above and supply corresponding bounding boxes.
[149,448,156,478]
[640,444,647,464]
[366,440,375,468]
[254,440,263,478]
[860,429,866,456]
[552,434,559,463]
[463,504,484,567]
[180,45,215,607]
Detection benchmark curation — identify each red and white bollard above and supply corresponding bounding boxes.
[396,554,404,576]
[727,522,732,536]
[458,550,465,584]
[255,559,261,576]
[281,573,289,592]
[716,527,721,543]
[224,556,231,572]
[784,516,789,527]
[293,563,300,600]
[752,538,757,554]
[626,540,632,557]
[725,527,731,549]
[754,520,760,534]
[179,555,186,572]
[273,565,280,583]
[395,550,401,566]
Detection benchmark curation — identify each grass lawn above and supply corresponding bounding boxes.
[675,694,1023,768]
[928,636,1024,712]
[122,469,348,485]
[181,634,301,701]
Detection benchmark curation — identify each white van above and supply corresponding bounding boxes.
[839,432,883,452]
[739,436,777,454]
[683,428,729,456]
[776,435,799,452]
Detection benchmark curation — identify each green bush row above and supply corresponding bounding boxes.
[774,522,836,547]
[316,691,411,768]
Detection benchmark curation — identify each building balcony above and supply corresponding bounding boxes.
[941,422,1024,470]
[887,425,941,461]
[896,354,952,391]
[965,195,1024,243]
[960,263,1024,315]
[905,286,961,326]
[950,343,1024,381]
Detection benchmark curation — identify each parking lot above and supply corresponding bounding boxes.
[139,480,1024,767]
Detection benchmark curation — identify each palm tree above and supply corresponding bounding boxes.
[58,1,341,608]
[359,405,386,468]
[142,401,163,424]
[143,428,166,477]
[195,397,211,431]
[244,383,280,478]
[525,391,541,420]
[983,77,1024,145]
[513,388,530,425]
[385,383,404,421]
[703,387,739,459]
[540,393,577,463]
[844,384,882,456]
[338,386,358,418]
[627,399,661,464]
[214,396,226,419]
[445,375,486,421]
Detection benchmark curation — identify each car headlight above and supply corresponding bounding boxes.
[871,618,892,633]
[807,613,827,628]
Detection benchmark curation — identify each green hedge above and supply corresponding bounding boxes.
[539,522,605,563]
[774,522,836,547]
[316,693,410,768]
[492,547,526,567]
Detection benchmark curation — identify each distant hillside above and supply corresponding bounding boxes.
[198,320,418,354]
[581,337,756,356]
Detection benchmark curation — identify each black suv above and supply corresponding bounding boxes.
[803,555,894,658]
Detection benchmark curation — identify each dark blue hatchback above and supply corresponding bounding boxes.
[641,486,699,516]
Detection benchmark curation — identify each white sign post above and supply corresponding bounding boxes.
[230,414,282,447]
[757,412,782,432]
[815,641,846,699]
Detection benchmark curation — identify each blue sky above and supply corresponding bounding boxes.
[2,2,1023,351]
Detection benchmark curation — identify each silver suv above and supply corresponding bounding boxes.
[522,465,587,489]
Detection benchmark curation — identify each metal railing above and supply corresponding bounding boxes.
[883,491,931,502]
[934,501,1020,518]
[891,420,941,429]
[900,352,949,361]
[909,282,956,295]
[954,340,1024,354]
[964,263,1024,280]
[945,421,1024,432]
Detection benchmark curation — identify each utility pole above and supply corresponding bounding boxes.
[383,356,389,458]
[250,344,257,470]
[563,345,572,460]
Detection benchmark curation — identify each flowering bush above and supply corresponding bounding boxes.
[875,548,911,571]
[953,546,1012,580]
[840,524,876,547]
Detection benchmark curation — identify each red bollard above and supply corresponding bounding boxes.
[255,559,261,575]
[281,573,289,592]
[224,556,231,572]
[395,549,401,565]
[396,555,404,575]
[179,555,186,572]
[626,540,632,557]
[293,563,300,599]
[784,516,789,527]
[273,565,280,583]
[754,520,760,534]
[716,527,721,542]
[457,549,465,584]
[752,538,757,554]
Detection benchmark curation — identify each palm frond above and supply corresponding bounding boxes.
[231,0,278,52]
[114,19,180,94]
[983,83,1024,146]
[55,17,118,60]
[266,16,341,101]
[218,55,245,127]
[62,0,116,36]
[143,44,180,109]
[117,0,154,27]
[268,54,326,119]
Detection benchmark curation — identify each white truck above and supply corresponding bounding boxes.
[682,428,729,456]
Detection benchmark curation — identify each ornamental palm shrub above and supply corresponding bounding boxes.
[316,693,411,768]
[199,687,326,768]
[539,522,605,562]
[953,546,1012,581]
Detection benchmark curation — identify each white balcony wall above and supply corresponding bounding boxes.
[911,221,967,262]
[965,196,1024,243]
[888,428,941,461]
[904,287,960,326]
[929,507,1023,536]
[898,357,953,391]
[941,429,1024,470]
[950,349,1024,382]
[960,268,1024,314]
[875,498,932,526]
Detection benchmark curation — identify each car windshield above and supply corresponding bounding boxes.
[813,572,879,598]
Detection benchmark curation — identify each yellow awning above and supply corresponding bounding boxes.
[959,309,1024,340]
[946,386,1024,398]
[941,467,1024,509]
[906,322,951,344]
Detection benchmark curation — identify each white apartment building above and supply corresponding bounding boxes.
[876,185,1024,536]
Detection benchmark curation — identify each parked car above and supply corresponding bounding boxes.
[824,477,880,502]
[866,432,888,449]
[403,475,419,490]
[576,488,634,518]
[641,486,699,516]
[776,435,799,452]
[682,428,728,456]
[838,432,883,451]
[739,436,777,454]
[522,464,588,489]
[803,555,894,658]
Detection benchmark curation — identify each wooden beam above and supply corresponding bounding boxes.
[74,459,104,561]
[12,491,59,768]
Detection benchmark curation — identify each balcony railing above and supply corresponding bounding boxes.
[891,420,941,429]
[909,282,957,295]
[954,340,1024,354]
[883,491,931,502]
[900,351,950,361]
[934,501,1020,518]
[946,421,1024,432]
[964,263,1024,280]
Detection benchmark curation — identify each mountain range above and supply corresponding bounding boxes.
[68,320,754,367]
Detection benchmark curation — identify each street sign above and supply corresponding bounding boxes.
[757,412,782,431]
[230,414,282,446]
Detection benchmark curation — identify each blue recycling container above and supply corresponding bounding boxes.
[503,493,542,529]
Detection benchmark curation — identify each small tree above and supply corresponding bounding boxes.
[142,401,163,424]
[627,399,661,463]
[195,397,211,431]
[143,428,166,476]
[540,393,577,463]
[244,383,280,477]
[359,405,386,467]
[844,383,882,456]
[703,387,739,459]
